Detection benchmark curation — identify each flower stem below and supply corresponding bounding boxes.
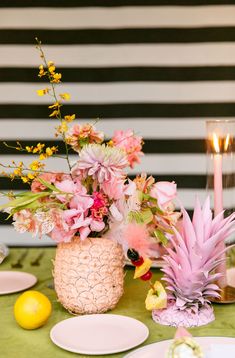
[35,38,72,173]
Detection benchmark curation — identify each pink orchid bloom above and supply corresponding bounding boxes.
[150,181,177,209]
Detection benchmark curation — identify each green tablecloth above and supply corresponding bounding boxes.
[1,248,235,358]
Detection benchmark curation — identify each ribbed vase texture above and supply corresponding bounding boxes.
[53,237,124,314]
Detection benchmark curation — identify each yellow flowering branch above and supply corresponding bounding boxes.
[35,38,72,172]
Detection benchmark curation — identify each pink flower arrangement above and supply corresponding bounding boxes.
[1,122,180,259]
[0,46,180,262]
[112,129,143,168]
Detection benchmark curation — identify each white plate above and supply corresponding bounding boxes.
[50,314,149,355]
[124,336,235,358]
[0,270,37,295]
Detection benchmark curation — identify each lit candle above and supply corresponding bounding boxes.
[212,133,227,288]
[213,133,223,216]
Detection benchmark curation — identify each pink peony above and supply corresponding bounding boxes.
[150,181,177,209]
[112,129,143,169]
[72,144,128,183]
[66,123,104,152]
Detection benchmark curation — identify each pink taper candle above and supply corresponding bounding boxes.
[214,153,223,216]
[213,134,227,288]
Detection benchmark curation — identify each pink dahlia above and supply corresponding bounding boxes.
[72,144,128,183]
[112,129,143,169]
[66,123,104,152]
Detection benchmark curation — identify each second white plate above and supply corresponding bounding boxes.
[50,314,149,355]
[0,270,37,295]
[124,336,235,358]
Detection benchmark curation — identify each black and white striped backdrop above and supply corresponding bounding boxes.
[1,0,235,245]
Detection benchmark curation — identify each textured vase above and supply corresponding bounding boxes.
[53,236,124,314]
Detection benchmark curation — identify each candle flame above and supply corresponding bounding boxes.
[212,133,220,153]
[224,134,230,152]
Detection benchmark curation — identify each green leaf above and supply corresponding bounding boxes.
[154,229,168,246]
[151,206,164,215]
[140,208,153,224]
[128,208,153,224]
[128,211,143,224]
[9,200,42,215]
[37,177,61,192]
[0,192,49,211]
[143,193,157,204]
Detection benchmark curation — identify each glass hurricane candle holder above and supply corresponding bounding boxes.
[206,120,235,218]
[206,120,235,301]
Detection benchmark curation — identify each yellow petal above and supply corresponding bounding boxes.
[134,258,152,279]
[145,281,167,311]
[37,89,45,96]
[46,147,53,156]
[64,114,75,122]
[60,93,71,101]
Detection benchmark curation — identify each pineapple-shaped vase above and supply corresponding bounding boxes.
[53,236,124,314]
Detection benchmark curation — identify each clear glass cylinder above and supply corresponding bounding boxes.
[206,120,235,218]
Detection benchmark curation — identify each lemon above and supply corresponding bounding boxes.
[14,290,52,329]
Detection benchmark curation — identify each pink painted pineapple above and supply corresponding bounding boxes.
[153,197,235,327]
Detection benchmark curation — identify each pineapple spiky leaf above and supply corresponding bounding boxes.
[161,197,235,311]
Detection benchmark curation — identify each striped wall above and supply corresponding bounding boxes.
[0,1,235,245]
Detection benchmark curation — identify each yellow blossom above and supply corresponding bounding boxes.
[56,121,68,135]
[37,88,50,96]
[47,61,54,67]
[27,173,36,180]
[64,114,75,122]
[49,110,59,118]
[46,147,56,156]
[13,168,22,176]
[107,140,114,147]
[59,93,70,101]
[39,153,47,160]
[29,160,44,171]
[25,146,33,152]
[51,73,62,83]
[48,102,61,109]
[32,143,45,153]
[38,65,46,77]
[48,65,55,74]
[21,176,29,183]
